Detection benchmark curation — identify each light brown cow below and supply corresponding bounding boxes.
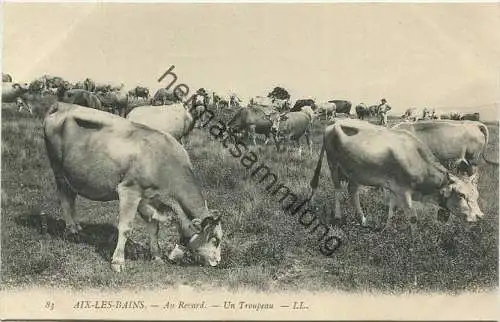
[310,118,484,229]
[127,104,194,144]
[44,103,223,272]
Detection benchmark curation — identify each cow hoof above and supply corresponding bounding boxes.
[64,230,80,242]
[111,262,125,272]
[331,217,345,227]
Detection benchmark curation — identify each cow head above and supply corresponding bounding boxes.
[439,172,484,223]
[185,210,223,267]
[269,112,282,134]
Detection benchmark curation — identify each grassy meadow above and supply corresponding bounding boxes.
[1,103,498,293]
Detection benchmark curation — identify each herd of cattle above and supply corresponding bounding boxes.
[2,72,497,275]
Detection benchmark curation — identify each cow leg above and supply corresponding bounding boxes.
[400,190,420,286]
[263,134,270,145]
[327,160,343,225]
[305,130,312,154]
[51,172,82,235]
[296,139,303,157]
[137,201,163,263]
[348,182,368,227]
[382,192,398,232]
[272,133,281,152]
[111,181,142,272]
[249,125,257,145]
[145,220,162,262]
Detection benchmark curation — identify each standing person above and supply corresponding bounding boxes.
[377,98,391,126]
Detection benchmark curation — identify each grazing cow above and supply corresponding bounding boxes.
[355,103,370,120]
[130,86,150,100]
[2,82,30,103]
[250,96,288,112]
[2,73,13,82]
[440,111,464,120]
[316,102,336,121]
[45,76,65,89]
[310,118,484,228]
[94,83,113,93]
[109,83,125,92]
[73,81,86,90]
[83,78,96,92]
[127,104,194,144]
[392,120,498,175]
[152,88,178,105]
[55,81,73,99]
[291,99,316,112]
[96,90,129,117]
[368,104,379,117]
[44,103,223,271]
[61,89,102,110]
[29,78,46,93]
[216,93,242,109]
[401,108,419,122]
[462,113,480,121]
[228,106,279,146]
[327,100,352,115]
[213,93,229,109]
[271,106,316,155]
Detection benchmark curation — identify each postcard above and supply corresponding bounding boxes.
[1,2,498,320]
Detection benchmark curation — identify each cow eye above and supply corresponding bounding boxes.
[210,237,220,247]
[456,192,466,199]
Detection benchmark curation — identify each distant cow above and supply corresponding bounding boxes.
[44,103,223,271]
[271,106,315,155]
[2,82,29,103]
[2,73,13,82]
[310,118,484,228]
[61,89,102,110]
[316,102,336,121]
[291,99,316,112]
[96,90,129,117]
[127,104,194,144]
[440,111,463,120]
[228,106,279,146]
[355,103,370,120]
[392,120,498,175]
[152,88,178,105]
[128,86,150,100]
[250,96,289,112]
[83,78,96,92]
[462,113,480,121]
[327,100,352,115]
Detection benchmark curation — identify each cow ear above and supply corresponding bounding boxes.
[191,218,202,233]
[440,185,453,198]
[446,172,456,184]
[456,159,470,175]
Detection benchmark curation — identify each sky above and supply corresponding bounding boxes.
[2,3,500,116]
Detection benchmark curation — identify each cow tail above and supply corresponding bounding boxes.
[478,123,499,165]
[309,136,326,198]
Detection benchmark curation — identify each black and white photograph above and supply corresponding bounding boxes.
[1,2,498,320]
